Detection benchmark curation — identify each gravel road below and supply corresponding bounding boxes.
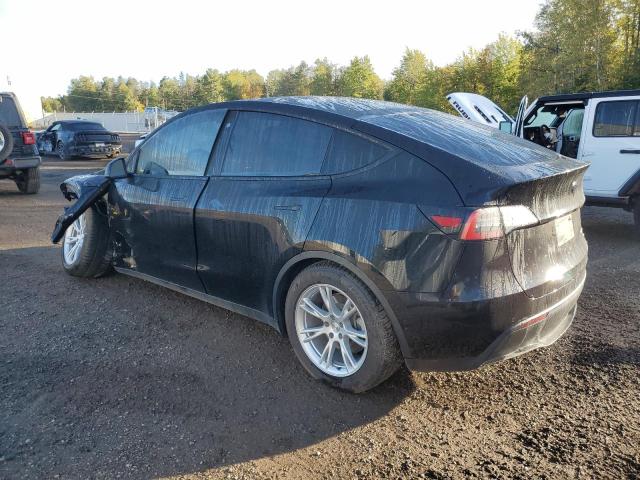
[1,157,638,479]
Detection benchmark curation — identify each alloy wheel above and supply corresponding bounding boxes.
[63,214,86,265]
[295,283,368,377]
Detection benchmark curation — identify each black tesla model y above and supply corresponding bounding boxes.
[52,97,588,392]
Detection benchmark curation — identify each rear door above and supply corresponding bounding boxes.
[108,109,226,291]
[194,111,332,317]
[580,97,640,196]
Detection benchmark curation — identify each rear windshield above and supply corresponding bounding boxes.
[0,96,23,127]
[67,122,106,131]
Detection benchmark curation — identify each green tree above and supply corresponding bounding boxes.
[336,56,383,99]
[310,58,337,96]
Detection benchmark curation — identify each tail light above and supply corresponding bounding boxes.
[431,206,538,241]
[21,131,36,145]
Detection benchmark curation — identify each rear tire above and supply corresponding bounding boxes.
[285,261,402,393]
[61,206,113,278]
[15,167,40,194]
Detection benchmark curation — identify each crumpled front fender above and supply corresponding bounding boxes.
[51,174,112,244]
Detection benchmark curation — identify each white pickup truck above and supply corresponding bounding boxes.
[449,90,640,235]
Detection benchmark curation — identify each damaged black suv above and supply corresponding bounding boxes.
[51,97,588,392]
[0,92,41,193]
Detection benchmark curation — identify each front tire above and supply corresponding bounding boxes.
[285,262,402,393]
[57,140,69,160]
[62,206,113,278]
[15,167,40,194]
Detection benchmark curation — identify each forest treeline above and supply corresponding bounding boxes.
[41,0,640,116]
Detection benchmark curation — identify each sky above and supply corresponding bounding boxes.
[0,0,543,120]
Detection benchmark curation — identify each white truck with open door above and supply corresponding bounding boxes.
[448,90,640,236]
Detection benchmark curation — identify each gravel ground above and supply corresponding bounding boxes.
[1,157,639,479]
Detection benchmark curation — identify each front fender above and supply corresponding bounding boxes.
[51,174,111,243]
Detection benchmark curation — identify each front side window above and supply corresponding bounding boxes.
[221,111,332,176]
[593,100,640,137]
[322,130,389,174]
[136,109,226,176]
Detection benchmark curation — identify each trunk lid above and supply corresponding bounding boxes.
[503,165,588,298]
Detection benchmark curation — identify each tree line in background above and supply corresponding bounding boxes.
[41,0,640,116]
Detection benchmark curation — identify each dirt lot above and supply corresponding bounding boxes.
[1,157,639,479]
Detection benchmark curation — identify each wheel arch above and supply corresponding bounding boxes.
[272,251,410,357]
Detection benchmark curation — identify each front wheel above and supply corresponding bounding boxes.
[15,167,40,194]
[62,206,113,278]
[285,262,402,393]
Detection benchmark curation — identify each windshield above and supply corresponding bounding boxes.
[67,122,106,131]
[0,95,23,127]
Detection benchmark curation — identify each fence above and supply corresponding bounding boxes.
[32,108,179,133]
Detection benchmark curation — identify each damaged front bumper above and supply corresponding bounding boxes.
[51,175,112,243]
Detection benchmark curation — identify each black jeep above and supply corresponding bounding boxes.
[0,92,41,194]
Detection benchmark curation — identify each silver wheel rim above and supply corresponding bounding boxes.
[0,131,5,151]
[295,284,368,377]
[63,214,86,265]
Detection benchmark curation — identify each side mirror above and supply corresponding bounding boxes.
[498,121,513,134]
[105,157,129,179]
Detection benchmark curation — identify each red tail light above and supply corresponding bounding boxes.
[21,131,36,145]
[432,206,538,241]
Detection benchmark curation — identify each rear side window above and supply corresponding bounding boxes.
[222,111,332,176]
[137,109,226,176]
[0,96,22,127]
[593,101,640,137]
[321,130,389,174]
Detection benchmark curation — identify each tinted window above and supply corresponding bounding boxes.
[0,96,22,127]
[593,101,639,137]
[322,130,389,174]
[67,122,105,131]
[561,109,584,137]
[222,112,331,176]
[137,109,226,176]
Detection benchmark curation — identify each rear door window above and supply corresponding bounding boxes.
[593,100,640,137]
[321,130,390,174]
[221,111,332,176]
[136,109,226,176]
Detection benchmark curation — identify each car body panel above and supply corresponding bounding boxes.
[52,97,589,372]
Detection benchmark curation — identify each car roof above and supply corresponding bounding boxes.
[538,89,640,102]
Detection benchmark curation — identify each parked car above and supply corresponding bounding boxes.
[449,89,640,235]
[37,120,122,160]
[51,97,588,392]
[0,92,41,194]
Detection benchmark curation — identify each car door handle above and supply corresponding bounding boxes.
[169,195,185,202]
[620,149,640,154]
[274,204,301,211]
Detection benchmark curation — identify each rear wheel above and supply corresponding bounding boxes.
[285,262,402,393]
[15,167,40,194]
[62,207,112,278]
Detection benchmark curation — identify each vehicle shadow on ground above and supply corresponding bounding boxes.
[0,246,415,479]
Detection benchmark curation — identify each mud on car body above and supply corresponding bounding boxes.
[52,97,588,392]
[0,92,41,194]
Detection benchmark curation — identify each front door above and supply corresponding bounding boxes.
[109,109,227,291]
[580,97,640,196]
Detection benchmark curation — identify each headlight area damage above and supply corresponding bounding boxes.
[51,174,112,243]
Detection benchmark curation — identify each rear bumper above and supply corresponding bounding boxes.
[69,144,121,157]
[0,155,41,175]
[406,276,585,371]
[404,274,584,371]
